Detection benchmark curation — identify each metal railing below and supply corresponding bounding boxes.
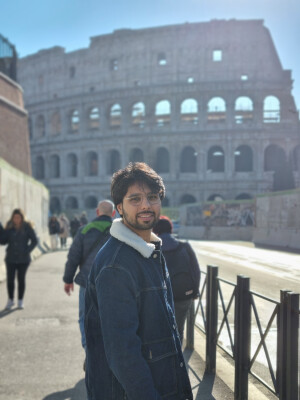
[186,265,300,400]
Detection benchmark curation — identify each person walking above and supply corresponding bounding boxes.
[58,214,69,248]
[63,200,115,353]
[153,216,201,343]
[70,215,81,240]
[48,215,60,250]
[0,209,37,310]
[85,162,193,400]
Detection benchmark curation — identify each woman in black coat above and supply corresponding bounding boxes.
[0,209,37,310]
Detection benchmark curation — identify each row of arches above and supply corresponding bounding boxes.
[49,192,253,214]
[32,95,281,137]
[34,144,300,180]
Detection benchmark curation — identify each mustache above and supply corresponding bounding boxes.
[137,212,155,216]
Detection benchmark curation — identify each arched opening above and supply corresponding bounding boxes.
[207,146,225,172]
[85,196,98,209]
[181,98,198,124]
[86,152,98,176]
[180,146,197,172]
[264,145,286,171]
[49,155,60,178]
[109,104,121,128]
[66,153,78,177]
[155,100,171,127]
[155,147,170,173]
[263,96,280,123]
[132,102,145,127]
[234,97,253,124]
[129,148,144,163]
[65,197,79,210]
[51,112,61,135]
[234,145,253,172]
[207,97,226,123]
[70,110,79,132]
[207,194,224,202]
[50,197,61,215]
[107,150,121,175]
[35,156,45,179]
[180,194,197,205]
[264,144,294,191]
[88,107,100,129]
[35,115,45,137]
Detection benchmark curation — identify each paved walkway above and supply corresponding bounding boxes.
[0,249,275,400]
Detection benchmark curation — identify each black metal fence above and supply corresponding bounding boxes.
[186,265,300,400]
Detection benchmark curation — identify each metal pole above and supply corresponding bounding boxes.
[205,265,218,373]
[286,292,299,400]
[186,300,195,350]
[234,275,251,400]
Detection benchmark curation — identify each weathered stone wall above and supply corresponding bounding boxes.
[0,72,31,175]
[0,158,49,282]
[253,189,300,250]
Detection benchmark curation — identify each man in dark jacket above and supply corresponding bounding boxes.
[63,200,115,351]
[85,163,193,400]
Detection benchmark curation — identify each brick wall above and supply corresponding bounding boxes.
[0,72,31,174]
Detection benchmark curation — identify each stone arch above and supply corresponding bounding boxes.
[207,97,226,123]
[180,146,197,172]
[263,96,280,123]
[129,148,144,163]
[107,149,121,175]
[207,146,225,172]
[70,109,80,132]
[264,144,286,171]
[35,115,45,137]
[180,194,197,205]
[234,145,253,172]
[88,107,100,129]
[155,147,170,173]
[86,151,98,176]
[65,196,79,210]
[35,156,45,179]
[109,104,121,127]
[180,98,198,124]
[49,154,60,178]
[66,153,78,177]
[234,96,253,124]
[155,100,171,126]
[132,102,145,127]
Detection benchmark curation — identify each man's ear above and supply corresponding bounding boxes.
[112,209,116,217]
[117,203,123,217]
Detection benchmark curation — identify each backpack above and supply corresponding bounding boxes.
[163,241,199,301]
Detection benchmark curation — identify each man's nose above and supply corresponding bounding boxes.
[140,196,151,207]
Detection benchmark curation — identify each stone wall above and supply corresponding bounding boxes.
[253,189,300,250]
[0,157,49,282]
[0,72,32,175]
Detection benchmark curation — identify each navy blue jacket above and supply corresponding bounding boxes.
[85,219,193,400]
[0,222,37,264]
[63,215,113,288]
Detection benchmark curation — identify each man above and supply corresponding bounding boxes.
[85,163,193,400]
[63,200,115,351]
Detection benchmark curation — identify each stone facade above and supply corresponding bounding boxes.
[18,20,300,214]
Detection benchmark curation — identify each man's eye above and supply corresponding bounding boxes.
[148,194,158,201]
[130,196,141,203]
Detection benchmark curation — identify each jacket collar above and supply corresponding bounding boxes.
[110,218,161,258]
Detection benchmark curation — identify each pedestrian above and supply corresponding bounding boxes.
[58,214,70,248]
[85,162,193,400]
[70,214,81,240]
[79,211,88,226]
[48,215,60,250]
[153,216,201,343]
[63,200,115,354]
[0,209,37,310]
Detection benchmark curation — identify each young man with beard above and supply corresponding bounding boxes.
[85,162,193,400]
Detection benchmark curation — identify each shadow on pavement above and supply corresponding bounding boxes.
[0,307,19,318]
[43,379,87,400]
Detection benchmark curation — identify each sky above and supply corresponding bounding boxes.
[1,0,300,110]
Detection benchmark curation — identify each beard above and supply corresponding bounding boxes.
[122,209,160,231]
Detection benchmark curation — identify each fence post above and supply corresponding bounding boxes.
[186,300,195,350]
[205,265,218,373]
[277,290,290,399]
[234,275,251,400]
[286,292,299,400]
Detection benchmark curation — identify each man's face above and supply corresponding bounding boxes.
[117,183,161,238]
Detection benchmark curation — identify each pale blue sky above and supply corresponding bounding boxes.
[1,0,300,109]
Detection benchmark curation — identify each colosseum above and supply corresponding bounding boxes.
[17,19,300,215]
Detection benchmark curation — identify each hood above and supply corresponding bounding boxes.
[159,233,180,251]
